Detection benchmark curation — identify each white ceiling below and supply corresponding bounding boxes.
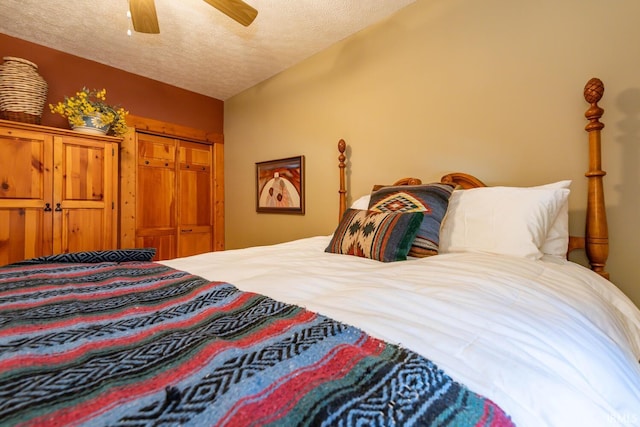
[0,0,416,100]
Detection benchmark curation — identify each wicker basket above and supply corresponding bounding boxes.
[0,57,48,124]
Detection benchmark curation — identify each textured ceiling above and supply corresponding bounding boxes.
[0,0,416,100]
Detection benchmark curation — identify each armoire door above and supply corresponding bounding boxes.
[53,135,118,254]
[0,127,53,265]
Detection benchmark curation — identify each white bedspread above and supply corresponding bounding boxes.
[162,236,640,427]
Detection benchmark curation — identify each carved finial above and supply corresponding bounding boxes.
[338,139,346,168]
[584,78,604,104]
[584,78,604,132]
[338,139,347,220]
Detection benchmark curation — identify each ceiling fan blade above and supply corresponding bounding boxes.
[129,0,160,33]
[202,0,258,27]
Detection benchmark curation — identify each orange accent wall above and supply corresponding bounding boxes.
[0,34,223,133]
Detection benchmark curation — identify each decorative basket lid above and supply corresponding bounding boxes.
[2,56,40,69]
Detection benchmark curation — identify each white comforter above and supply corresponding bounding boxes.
[162,236,640,427]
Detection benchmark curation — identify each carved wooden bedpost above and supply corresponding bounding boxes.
[583,78,609,279]
[338,139,347,220]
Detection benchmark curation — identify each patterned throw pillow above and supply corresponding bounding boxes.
[325,209,424,262]
[368,183,455,257]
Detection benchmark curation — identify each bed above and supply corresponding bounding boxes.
[1,78,639,427]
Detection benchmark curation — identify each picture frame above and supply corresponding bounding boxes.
[256,155,305,214]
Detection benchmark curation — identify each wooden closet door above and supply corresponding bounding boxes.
[135,134,177,260]
[177,141,212,257]
[120,117,223,260]
[52,135,117,254]
[0,127,53,265]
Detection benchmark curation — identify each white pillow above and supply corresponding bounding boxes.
[535,180,571,257]
[350,194,371,210]
[439,185,570,259]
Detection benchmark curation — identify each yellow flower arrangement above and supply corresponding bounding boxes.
[49,87,129,137]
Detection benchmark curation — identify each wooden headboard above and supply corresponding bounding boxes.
[337,77,609,279]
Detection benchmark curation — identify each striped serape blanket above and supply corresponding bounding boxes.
[0,250,514,426]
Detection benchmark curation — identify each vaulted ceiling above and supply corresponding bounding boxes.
[0,0,416,100]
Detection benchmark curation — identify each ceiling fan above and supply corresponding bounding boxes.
[129,0,258,33]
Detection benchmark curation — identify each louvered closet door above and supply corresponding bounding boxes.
[135,133,177,260]
[0,126,53,265]
[177,141,212,257]
[53,135,118,254]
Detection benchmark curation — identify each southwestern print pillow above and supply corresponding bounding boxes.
[368,183,455,257]
[325,209,424,262]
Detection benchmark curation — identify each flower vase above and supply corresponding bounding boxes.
[70,114,111,135]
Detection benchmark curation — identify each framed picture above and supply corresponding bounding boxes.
[256,155,305,214]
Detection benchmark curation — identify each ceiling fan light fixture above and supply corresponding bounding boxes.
[126,10,133,36]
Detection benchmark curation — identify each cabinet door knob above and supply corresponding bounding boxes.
[44,203,52,212]
[145,160,150,165]
[55,203,62,212]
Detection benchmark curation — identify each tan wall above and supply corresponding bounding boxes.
[224,0,640,307]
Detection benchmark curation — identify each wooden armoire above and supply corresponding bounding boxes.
[120,115,224,260]
[0,119,119,265]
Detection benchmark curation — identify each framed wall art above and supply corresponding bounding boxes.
[256,155,305,214]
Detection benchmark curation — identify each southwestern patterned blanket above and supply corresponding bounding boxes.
[0,250,514,426]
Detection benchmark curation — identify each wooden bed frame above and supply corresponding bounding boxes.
[337,77,609,279]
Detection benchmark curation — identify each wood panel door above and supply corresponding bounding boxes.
[135,133,177,260]
[53,135,118,254]
[0,127,53,265]
[178,141,212,257]
[119,116,224,261]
